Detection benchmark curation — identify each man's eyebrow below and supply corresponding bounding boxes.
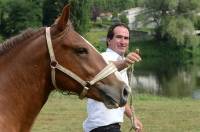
[115,35,129,39]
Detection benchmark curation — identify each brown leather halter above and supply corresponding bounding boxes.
[45,27,118,99]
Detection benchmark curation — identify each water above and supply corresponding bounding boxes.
[129,57,200,99]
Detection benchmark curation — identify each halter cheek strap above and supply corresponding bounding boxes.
[45,27,117,99]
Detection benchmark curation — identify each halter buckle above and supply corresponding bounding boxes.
[79,81,91,99]
[50,60,58,69]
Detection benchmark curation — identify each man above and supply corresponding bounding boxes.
[83,23,143,132]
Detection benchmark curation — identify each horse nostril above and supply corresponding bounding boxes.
[120,85,129,106]
[123,86,128,97]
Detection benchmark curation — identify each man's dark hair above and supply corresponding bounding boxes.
[106,23,130,46]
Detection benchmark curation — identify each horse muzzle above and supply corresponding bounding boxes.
[99,83,130,109]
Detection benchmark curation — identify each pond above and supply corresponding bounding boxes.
[129,56,200,99]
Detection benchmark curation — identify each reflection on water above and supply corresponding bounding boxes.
[129,59,200,99]
[129,73,160,95]
[192,89,200,99]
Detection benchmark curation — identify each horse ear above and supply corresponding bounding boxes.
[56,4,70,31]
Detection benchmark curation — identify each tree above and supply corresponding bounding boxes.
[194,16,200,29]
[163,16,198,46]
[119,14,129,25]
[69,0,92,34]
[42,0,69,26]
[91,0,136,15]
[42,0,91,34]
[137,0,200,47]
[0,0,42,38]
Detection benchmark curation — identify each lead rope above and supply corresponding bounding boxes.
[128,49,140,132]
[128,64,136,132]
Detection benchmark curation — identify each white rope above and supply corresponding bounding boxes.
[129,64,136,132]
[56,64,87,86]
[128,48,140,131]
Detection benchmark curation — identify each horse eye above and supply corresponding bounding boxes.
[75,47,88,54]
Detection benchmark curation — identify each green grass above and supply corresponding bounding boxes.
[32,92,200,132]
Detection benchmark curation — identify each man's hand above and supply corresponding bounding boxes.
[112,49,142,71]
[133,116,143,132]
[124,50,142,67]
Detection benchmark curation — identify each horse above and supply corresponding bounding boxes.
[0,5,129,132]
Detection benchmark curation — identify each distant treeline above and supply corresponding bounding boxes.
[0,0,142,40]
[1,0,200,57]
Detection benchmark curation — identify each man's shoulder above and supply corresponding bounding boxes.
[101,52,110,58]
[101,49,119,61]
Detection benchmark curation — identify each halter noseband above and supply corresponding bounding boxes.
[45,27,117,99]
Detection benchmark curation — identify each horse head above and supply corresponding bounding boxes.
[47,5,129,108]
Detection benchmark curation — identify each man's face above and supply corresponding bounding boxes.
[107,26,129,56]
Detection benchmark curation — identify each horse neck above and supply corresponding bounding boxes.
[0,32,53,131]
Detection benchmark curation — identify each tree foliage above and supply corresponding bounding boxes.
[119,14,129,25]
[69,0,92,34]
[163,16,198,46]
[43,0,91,34]
[0,0,93,38]
[42,0,69,26]
[0,0,42,38]
[91,0,135,13]
[138,0,200,47]
[0,0,144,39]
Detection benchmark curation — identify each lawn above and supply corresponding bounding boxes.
[32,92,200,132]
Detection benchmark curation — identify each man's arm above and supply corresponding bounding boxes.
[113,51,141,71]
[124,104,143,132]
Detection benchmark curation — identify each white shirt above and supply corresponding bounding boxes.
[83,48,129,132]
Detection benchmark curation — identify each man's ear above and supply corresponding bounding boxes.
[107,39,111,45]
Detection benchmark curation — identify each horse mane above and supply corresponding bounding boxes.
[0,27,45,55]
[0,17,73,55]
